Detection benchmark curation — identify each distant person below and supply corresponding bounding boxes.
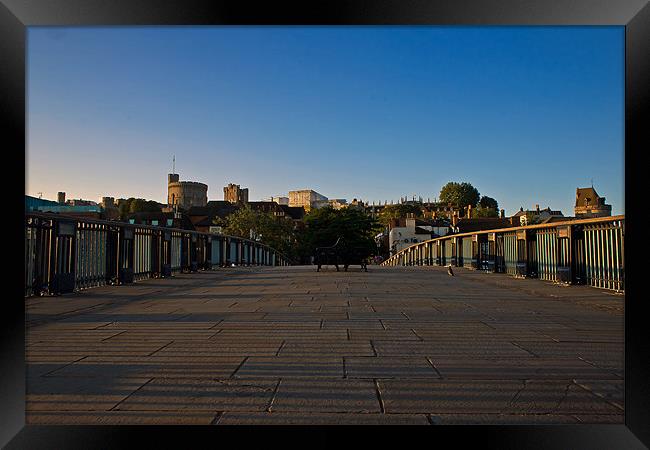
[447,265,454,276]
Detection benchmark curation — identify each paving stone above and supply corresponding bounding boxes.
[271,379,380,413]
[116,378,277,412]
[155,340,283,357]
[44,355,246,379]
[512,341,623,360]
[432,358,620,380]
[345,357,439,379]
[428,413,580,424]
[348,329,421,341]
[214,330,348,341]
[372,341,531,358]
[279,342,374,357]
[506,380,623,415]
[26,376,150,411]
[217,321,320,329]
[235,357,344,378]
[573,414,625,424]
[27,410,218,425]
[217,412,429,425]
[378,379,524,414]
[27,362,83,378]
[573,379,624,409]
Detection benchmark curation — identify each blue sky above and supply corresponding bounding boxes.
[27,26,624,216]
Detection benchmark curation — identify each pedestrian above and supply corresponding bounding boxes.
[447,265,454,276]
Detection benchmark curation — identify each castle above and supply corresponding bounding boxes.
[167,172,208,211]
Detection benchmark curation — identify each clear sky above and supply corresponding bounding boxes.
[27,26,624,216]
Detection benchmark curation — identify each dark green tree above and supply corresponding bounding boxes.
[475,195,499,217]
[439,182,481,208]
[300,206,381,261]
[478,196,498,210]
[118,198,162,220]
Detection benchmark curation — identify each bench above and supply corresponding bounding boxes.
[314,238,369,272]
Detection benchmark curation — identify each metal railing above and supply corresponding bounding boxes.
[382,215,625,292]
[25,212,293,297]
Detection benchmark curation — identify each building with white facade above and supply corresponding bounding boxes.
[388,217,450,255]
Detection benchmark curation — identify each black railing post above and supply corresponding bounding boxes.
[180,234,188,272]
[190,234,198,272]
[33,217,51,295]
[527,229,537,278]
[151,229,160,278]
[205,235,212,270]
[162,231,172,277]
[48,219,76,295]
[571,224,585,285]
[118,227,134,284]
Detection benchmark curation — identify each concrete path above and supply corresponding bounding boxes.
[25,265,624,425]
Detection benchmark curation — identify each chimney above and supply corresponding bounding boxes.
[467,204,472,219]
[500,209,505,218]
[57,192,66,204]
[536,204,540,213]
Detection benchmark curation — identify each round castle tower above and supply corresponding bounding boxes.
[167,172,207,210]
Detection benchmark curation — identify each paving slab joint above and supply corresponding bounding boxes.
[229,356,250,379]
[374,379,386,414]
[266,379,282,412]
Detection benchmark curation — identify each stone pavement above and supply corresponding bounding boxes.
[25,265,624,425]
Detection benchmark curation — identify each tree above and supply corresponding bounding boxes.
[223,206,297,259]
[118,198,162,219]
[475,195,499,217]
[378,203,422,226]
[439,182,480,208]
[479,196,498,210]
[300,206,381,261]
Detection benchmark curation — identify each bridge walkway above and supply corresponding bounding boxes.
[26,265,623,425]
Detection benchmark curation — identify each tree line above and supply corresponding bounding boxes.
[378,181,500,225]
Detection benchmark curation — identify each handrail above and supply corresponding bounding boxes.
[25,212,284,256]
[382,215,625,292]
[24,212,294,297]
[25,211,286,254]
[385,215,624,260]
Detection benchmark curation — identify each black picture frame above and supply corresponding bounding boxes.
[3,0,648,447]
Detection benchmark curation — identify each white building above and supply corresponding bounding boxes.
[389,218,450,255]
